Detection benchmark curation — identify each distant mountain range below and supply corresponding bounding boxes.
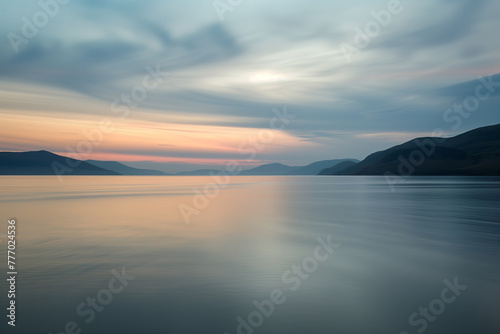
[321,123,500,176]
[0,151,168,176]
[0,151,356,176]
[239,159,359,175]
[289,159,359,175]
[176,160,359,176]
[175,169,222,176]
[318,161,358,175]
[86,160,169,175]
[1,123,499,176]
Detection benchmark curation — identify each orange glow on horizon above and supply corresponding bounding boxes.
[0,109,310,165]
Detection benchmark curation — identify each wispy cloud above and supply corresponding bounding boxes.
[1,0,499,165]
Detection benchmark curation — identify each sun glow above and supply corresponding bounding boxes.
[248,72,287,83]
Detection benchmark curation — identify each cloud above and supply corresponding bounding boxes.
[0,6,242,101]
[1,0,499,165]
[377,0,488,52]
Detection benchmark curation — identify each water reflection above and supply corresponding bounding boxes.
[0,176,499,333]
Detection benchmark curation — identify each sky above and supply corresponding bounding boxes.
[1,0,499,172]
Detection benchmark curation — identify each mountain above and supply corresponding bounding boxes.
[87,160,168,175]
[176,169,223,176]
[238,159,359,176]
[240,163,297,175]
[0,150,360,176]
[0,151,119,175]
[325,124,500,176]
[319,160,358,175]
[289,159,358,175]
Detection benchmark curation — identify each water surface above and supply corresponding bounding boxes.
[0,176,499,334]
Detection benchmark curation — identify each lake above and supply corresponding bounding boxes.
[0,176,499,334]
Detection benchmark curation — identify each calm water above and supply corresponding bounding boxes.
[1,176,499,334]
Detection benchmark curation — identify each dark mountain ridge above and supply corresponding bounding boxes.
[324,124,500,176]
[0,150,119,175]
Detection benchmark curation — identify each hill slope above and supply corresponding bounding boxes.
[0,151,119,175]
[240,163,297,175]
[327,124,500,176]
[87,160,168,175]
[288,159,358,175]
[176,169,223,176]
[319,161,358,175]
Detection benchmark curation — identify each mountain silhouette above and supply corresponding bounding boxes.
[239,159,359,175]
[240,163,296,175]
[176,169,223,176]
[3,123,499,177]
[0,151,167,175]
[323,123,500,176]
[289,159,358,175]
[86,160,168,175]
[0,151,119,175]
[319,161,358,175]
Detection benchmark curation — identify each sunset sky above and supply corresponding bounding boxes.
[1,0,499,172]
